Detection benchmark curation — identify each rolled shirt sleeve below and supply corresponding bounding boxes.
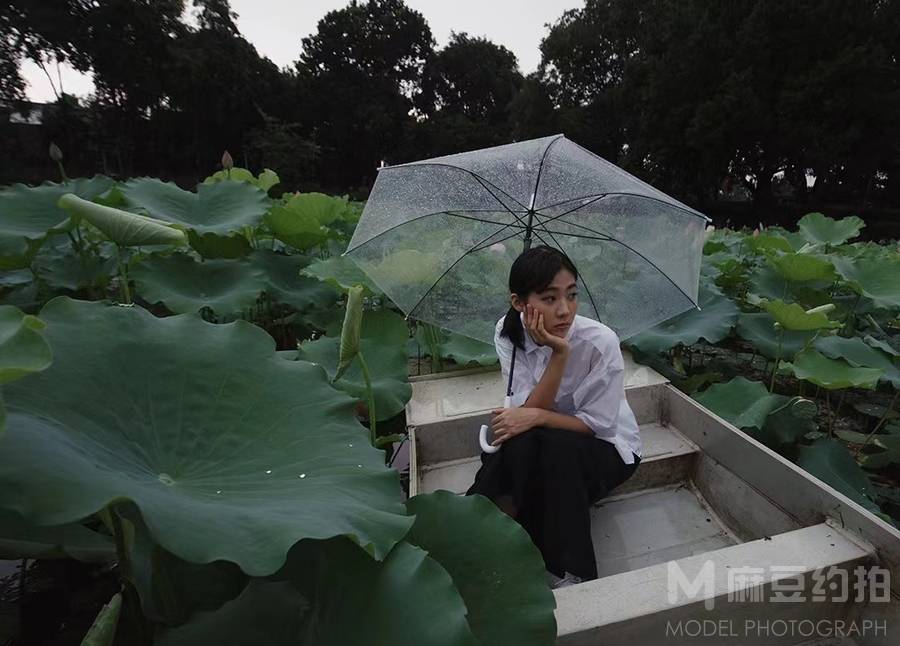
[572,335,626,441]
[495,320,534,407]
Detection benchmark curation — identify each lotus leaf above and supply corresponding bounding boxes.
[0,297,413,576]
[864,335,900,358]
[439,331,499,367]
[762,299,841,331]
[735,312,816,360]
[831,255,900,310]
[162,538,479,646]
[249,250,340,311]
[125,509,247,625]
[745,233,794,254]
[203,168,280,193]
[814,336,900,388]
[771,253,836,283]
[122,178,270,236]
[0,305,51,385]
[796,439,881,516]
[627,282,739,354]
[131,253,267,318]
[156,580,310,645]
[302,255,383,295]
[797,213,864,246]
[57,194,187,247]
[0,176,114,268]
[186,230,252,259]
[404,491,557,646]
[265,193,354,251]
[693,377,788,430]
[298,309,411,422]
[0,509,113,561]
[791,349,883,390]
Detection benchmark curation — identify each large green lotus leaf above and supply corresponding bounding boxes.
[161,538,479,646]
[157,580,310,645]
[405,491,557,646]
[0,305,51,384]
[754,398,817,455]
[131,253,267,318]
[122,178,270,236]
[0,176,115,268]
[766,227,808,251]
[736,312,816,360]
[439,331,498,367]
[693,377,788,430]
[830,255,900,310]
[746,265,831,307]
[265,193,352,251]
[0,509,113,561]
[250,250,341,311]
[302,254,383,296]
[797,213,865,246]
[864,335,900,358]
[791,349,883,390]
[57,194,187,247]
[627,282,739,354]
[32,244,117,292]
[745,233,794,254]
[0,297,413,576]
[762,299,841,331]
[124,508,247,626]
[297,309,411,422]
[796,439,881,516]
[771,252,836,283]
[186,230,252,259]
[203,167,280,194]
[814,336,900,388]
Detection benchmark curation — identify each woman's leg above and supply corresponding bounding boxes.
[537,428,599,580]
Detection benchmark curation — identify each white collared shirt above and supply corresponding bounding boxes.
[494,312,643,465]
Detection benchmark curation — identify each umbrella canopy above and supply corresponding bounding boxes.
[343,134,710,346]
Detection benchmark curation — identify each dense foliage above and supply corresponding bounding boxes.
[2,0,900,216]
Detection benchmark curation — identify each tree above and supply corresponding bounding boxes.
[295,0,434,188]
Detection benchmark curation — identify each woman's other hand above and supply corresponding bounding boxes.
[489,406,543,446]
[525,303,569,355]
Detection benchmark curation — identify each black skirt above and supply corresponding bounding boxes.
[465,426,640,581]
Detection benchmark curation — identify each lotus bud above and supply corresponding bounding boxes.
[49,142,63,162]
[222,150,234,170]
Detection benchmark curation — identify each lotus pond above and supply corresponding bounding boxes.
[0,163,897,645]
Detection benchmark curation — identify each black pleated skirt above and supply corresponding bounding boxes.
[465,426,640,581]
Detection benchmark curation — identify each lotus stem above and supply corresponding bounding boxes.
[356,350,377,445]
[826,391,833,437]
[769,327,783,393]
[115,245,131,304]
[854,390,899,457]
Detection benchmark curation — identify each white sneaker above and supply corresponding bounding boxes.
[551,572,583,589]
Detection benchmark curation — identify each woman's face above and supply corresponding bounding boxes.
[512,268,578,336]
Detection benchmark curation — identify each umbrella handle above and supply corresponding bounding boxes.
[478,395,511,454]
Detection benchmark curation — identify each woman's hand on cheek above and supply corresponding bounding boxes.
[489,407,542,446]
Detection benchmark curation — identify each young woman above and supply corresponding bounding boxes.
[465,245,643,589]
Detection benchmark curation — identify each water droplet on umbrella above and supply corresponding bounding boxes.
[158,473,175,486]
[348,443,353,448]
[216,490,222,494]
[298,473,306,479]
[357,464,362,468]
[266,469,272,474]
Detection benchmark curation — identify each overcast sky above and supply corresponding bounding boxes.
[20,0,582,103]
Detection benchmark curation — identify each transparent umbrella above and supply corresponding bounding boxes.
[343,134,710,449]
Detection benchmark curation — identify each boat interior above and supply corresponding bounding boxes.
[406,354,900,645]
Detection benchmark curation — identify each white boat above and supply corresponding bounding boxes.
[406,353,900,645]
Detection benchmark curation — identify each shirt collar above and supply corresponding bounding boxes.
[519,311,577,353]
